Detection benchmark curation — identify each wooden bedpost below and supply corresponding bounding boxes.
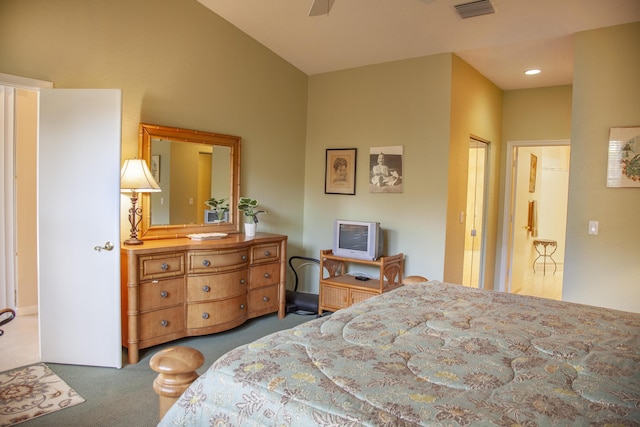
[149,346,205,420]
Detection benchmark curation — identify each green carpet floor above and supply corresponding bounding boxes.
[18,313,312,427]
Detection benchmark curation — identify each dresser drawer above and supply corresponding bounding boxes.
[139,253,185,280]
[186,294,247,329]
[139,306,185,341]
[250,243,280,264]
[189,248,249,274]
[186,270,248,302]
[250,263,280,288]
[248,284,279,314]
[139,278,184,311]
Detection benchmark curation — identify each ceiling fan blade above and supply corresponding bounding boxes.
[308,0,335,16]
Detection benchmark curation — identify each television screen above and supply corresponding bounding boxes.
[338,224,368,251]
[333,219,381,260]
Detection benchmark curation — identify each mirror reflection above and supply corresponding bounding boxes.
[149,138,231,226]
[139,123,241,239]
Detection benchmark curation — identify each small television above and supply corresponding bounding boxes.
[332,220,383,261]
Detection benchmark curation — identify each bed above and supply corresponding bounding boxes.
[157,280,640,426]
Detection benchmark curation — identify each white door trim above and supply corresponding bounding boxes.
[497,139,570,293]
[0,75,52,312]
[0,73,53,90]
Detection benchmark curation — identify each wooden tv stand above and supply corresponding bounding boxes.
[318,249,403,315]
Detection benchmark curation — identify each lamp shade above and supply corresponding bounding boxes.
[120,159,161,193]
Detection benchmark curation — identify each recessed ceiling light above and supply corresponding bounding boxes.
[525,69,541,75]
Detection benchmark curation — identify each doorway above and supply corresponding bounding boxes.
[462,137,489,288]
[498,140,570,299]
[0,75,52,371]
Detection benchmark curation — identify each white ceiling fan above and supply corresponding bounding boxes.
[309,0,437,17]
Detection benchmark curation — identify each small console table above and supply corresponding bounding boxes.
[533,239,557,275]
[318,250,403,315]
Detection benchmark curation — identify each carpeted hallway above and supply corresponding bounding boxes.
[15,313,312,427]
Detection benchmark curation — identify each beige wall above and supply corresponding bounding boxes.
[0,0,308,247]
[502,86,573,141]
[303,55,453,289]
[445,55,503,289]
[2,2,638,312]
[564,23,640,313]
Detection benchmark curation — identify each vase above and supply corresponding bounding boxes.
[244,222,256,237]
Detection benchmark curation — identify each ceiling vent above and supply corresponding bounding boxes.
[454,0,495,19]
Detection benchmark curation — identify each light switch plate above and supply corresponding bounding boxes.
[588,220,599,235]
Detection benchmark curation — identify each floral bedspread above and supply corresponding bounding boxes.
[159,281,640,426]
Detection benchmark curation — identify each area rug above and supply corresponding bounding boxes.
[0,363,85,426]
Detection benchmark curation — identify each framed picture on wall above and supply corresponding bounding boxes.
[529,154,537,193]
[607,126,640,187]
[325,148,357,195]
[370,145,403,193]
[151,155,161,183]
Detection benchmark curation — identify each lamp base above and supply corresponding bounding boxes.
[124,237,144,245]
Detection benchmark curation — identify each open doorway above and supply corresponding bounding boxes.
[499,140,570,299]
[1,75,51,371]
[462,137,489,288]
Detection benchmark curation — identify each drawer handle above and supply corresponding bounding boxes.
[202,313,209,319]
[264,250,271,256]
[160,320,168,327]
[240,304,245,310]
[240,279,246,285]
[161,263,169,270]
[202,259,211,267]
[152,280,159,284]
[202,285,210,292]
[160,291,168,298]
[262,296,269,302]
[263,273,270,279]
[242,255,247,261]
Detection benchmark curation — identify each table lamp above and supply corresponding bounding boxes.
[121,159,161,245]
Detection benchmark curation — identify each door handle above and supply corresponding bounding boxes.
[94,242,114,252]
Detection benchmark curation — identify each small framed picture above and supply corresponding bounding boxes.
[529,154,537,193]
[607,126,640,187]
[370,145,403,193]
[151,155,161,183]
[325,148,357,195]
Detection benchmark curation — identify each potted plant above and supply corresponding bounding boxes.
[204,197,228,222]
[237,197,267,236]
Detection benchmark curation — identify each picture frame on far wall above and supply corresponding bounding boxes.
[607,126,640,188]
[370,145,404,193]
[151,155,161,183]
[325,148,357,195]
[529,154,537,193]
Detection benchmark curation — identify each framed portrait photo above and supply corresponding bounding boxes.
[369,145,403,193]
[325,148,357,195]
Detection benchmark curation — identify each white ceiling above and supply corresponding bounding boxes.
[197,0,640,90]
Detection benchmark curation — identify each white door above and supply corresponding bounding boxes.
[38,89,122,368]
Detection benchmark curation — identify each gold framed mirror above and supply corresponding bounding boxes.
[138,123,241,239]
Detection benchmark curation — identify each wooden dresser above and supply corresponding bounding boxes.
[121,233,286,364]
